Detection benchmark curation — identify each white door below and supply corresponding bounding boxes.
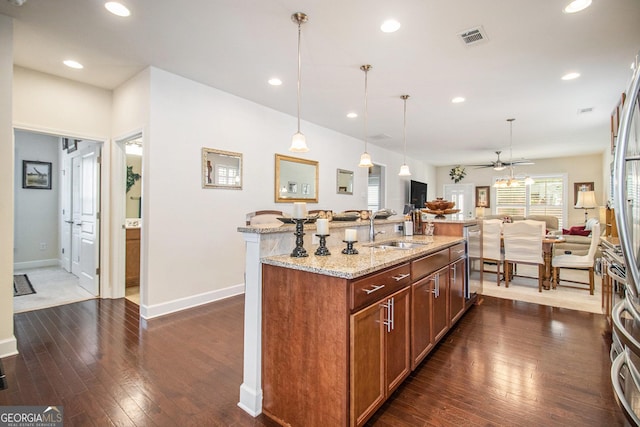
[60,156,72,272]
[71,145,101,295]
[444,183,475,219]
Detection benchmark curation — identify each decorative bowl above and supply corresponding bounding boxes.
[425,198,455,211]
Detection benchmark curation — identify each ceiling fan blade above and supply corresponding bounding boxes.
[505,160,535,166]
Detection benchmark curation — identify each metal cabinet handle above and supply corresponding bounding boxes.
[613,299,640,356]
[364,284,385,295]
[611,350,640,426]
[392,273,410,281]
[431,274,440,298]
[381,297,395,332]
[451,265,456,282]
[64,220,74,224]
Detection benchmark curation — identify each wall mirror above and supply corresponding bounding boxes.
[336,169,354,195]
[202,147,243,189]
[275,154,319,203]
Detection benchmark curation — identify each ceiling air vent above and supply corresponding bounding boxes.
[577,107,594,114]
[369,133,392,141]
[458,26,488,46]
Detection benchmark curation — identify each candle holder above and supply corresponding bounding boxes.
[314,234,331,256]
[342,240,359,255]
[290,218,308,258]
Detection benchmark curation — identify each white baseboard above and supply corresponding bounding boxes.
[139,283,245,319]
[13,259,59,271]
[0,336,18,358]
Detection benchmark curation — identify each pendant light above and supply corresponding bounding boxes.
[398,95,411,176]
[358,64,373,168]
[289,12,309,153]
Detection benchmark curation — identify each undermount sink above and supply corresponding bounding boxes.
[371,240,427,250]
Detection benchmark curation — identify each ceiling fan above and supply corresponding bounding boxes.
[470,150,534,171]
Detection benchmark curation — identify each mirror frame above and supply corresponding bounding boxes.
[275,153,319,203]
[202,147,243,189]
[336,168,354,195]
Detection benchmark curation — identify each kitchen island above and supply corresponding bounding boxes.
[260,235,472,426]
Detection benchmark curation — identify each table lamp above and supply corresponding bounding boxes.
[575,190,598,223]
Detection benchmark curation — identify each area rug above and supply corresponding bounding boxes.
[13,274,36,297]
[478,265,602,314]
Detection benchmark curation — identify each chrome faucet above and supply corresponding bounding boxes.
[369,209,395,241]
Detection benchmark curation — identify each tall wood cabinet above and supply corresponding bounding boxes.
[125,228,140,287]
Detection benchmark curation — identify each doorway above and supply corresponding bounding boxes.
[122,135,143,305]
[443,183,475,219]
[368,164,386,212]
[13,129,101,312]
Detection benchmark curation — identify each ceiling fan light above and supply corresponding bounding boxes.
[524,176,534,185]
[398,164,411,176]
[289,132,309,152]
[493,165,506,171]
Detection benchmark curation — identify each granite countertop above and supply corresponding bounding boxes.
[237,218,403,234]
[261,235,464,279]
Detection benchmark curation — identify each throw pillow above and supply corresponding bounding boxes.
[568,225,591,236]
[585,218,598,231]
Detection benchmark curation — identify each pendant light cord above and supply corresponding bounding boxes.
[363,67,368,152]
[296,22,302,133]
[403,96,407,163]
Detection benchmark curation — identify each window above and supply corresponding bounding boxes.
[216,165,239,185]
[367,164,385,212]
[494,175,566,229]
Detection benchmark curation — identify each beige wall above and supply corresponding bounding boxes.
[435,152,606,227]
[0,15,17,357]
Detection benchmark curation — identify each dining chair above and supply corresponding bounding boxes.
[552,223,600,295]
[502,220,546,292]
[481,219,504,286]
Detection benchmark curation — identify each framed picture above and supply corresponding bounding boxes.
[62,138,69,150]
[476,186,490,208]
[22,160,52,190]
[574,182,594,205]
[67,139,78,153]
[301,183,310,195]
[288,181,298,193]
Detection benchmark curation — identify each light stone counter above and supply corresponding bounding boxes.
[261,235,464,279]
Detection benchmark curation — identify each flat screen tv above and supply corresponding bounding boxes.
[409,179,428,209]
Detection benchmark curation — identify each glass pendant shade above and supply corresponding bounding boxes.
[399,164,411,176]
[289,131,308,152]
[524,176,534,185]
[359,152,373,168]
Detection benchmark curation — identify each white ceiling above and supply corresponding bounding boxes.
[1,0,639,166]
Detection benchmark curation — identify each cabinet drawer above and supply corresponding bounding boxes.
[412,248,449,281]
[450,243,466,261]
[350,263,411,311]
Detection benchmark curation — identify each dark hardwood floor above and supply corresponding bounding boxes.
[0,295,625,426]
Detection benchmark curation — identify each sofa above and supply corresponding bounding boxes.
[482,214,559,233]
[553,218,601,257]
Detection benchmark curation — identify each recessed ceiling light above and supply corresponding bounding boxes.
[105,2,131,17]
[347,112,358,119]
[563,0,592,13]
[380,19,401,33]
[268,78,282,86]
[63,60,83,69]
[561,72,581,80]
[452,97,465,103]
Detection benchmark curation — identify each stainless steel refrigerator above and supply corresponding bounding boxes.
[611,52,640,426]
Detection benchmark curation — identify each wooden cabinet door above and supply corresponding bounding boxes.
[432,268,449,344]
[411,275,433,369]
[449,258,466,324]
[351,301,385,427]
[385,287,411,394]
